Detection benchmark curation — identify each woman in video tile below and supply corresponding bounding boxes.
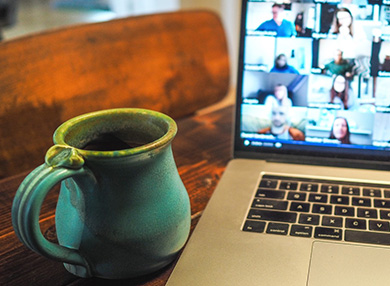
[330,7,354,40]
[270,54,300,74]
[329,117,352,144]
[264,84,293,108]
[330,75,356,110]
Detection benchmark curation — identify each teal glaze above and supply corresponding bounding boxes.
[12,108,191,279]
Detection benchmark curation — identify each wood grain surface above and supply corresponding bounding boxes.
[0,106,233,286]
[0,10,230,179]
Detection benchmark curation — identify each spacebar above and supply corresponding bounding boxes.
[345,230,390,245]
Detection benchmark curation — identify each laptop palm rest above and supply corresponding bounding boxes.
[308,241,390,286]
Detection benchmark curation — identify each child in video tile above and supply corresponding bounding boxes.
[258,106,304,141]
[270,54,299,74]
[256,4,296,37]
[329,117,351,144]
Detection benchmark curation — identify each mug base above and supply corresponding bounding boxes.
[64,263,90,278]
[63,256,175,279]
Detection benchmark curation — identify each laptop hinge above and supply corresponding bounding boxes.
[234,151,390,171]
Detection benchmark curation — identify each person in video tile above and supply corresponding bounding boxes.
[255,3,296,37]
[322,49,354,78]
[258,105,305,141]
[264,84,293,108]
[330,8,354,40]
[270,54,300,74]
[381,56,390,72]
[329,117,351,144]
[330,75,355,110]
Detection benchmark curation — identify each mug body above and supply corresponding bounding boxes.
[56,145,190,278]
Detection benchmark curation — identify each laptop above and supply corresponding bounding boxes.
[167,1,390,285]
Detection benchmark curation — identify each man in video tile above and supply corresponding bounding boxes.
[322,49,354,78]
[256,3,296,37]
[258,105,305,141]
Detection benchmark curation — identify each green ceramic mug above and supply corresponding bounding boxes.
[12,108,191,279]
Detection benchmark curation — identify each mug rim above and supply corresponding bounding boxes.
[53,108,177,158]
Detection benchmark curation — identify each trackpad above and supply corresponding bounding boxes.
[307,241,390,286]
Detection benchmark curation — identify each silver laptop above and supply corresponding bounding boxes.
[167,1,390,285]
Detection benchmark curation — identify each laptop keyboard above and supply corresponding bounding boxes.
[243,174,390,246]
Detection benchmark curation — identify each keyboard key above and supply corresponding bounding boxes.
[299,214,320,225]
[309,193,328,203]
[300,183,318,192]
[380,210,390,220]
[314,227,342,240]
[259,179,278,189]
[363,188,381,198]
[266,222,289,235]
[279,181,298,190]
[330,195,349,205]
[252,199,288,210]
[290,225,313,238]
[357,208,377,219]
[243,220,266,233]
[322,216,343,228]
[342,186,360,196]
[345,230,390,245]
[334,206,355,217]
[290,202,310,212]
[369,220,390,232]
[312,204,332,215]
[374,199,390,209]
[256,189,286,199]
[321,184,339,194]
[346,218,367,230]
[352,197,371,207]
[248,209,297,223]
[287,192,307,201]
[384,190,390,198]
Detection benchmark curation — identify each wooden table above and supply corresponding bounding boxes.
[0,106,233,286]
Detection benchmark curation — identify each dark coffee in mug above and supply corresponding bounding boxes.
[81,133,146,151]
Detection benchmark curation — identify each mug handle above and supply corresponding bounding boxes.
[12,145,92,276]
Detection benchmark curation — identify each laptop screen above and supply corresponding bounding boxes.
[235,0,390,164]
